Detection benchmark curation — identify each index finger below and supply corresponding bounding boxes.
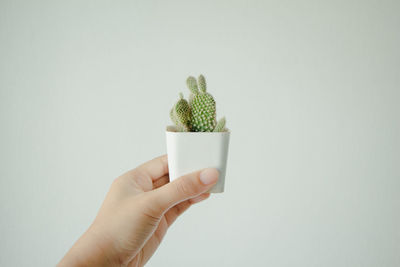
[136,154,169,181]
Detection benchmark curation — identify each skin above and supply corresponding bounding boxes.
[58,154,219,267]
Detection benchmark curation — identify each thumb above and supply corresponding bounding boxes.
[146,168,219,216]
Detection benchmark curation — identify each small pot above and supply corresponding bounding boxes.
[166,126,230,193]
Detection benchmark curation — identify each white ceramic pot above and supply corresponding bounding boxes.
[166,126,230,193]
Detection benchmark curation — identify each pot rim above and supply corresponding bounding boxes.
[166,125,230,134]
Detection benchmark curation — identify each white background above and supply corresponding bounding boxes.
[1,0,399,266]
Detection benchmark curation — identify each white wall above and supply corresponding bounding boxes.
[1,0,399,266]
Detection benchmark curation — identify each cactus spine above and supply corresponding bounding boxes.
[170,75,227,132]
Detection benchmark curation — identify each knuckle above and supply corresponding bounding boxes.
[138,195,163,219]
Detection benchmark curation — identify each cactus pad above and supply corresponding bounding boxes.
[213,117,226,132]
[186,76,199,94]
[170,93,190,131]
[190,92,216,132]
[198,74,207,93]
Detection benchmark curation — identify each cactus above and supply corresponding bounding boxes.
[213,117,226,132]
[169,75,227,132]
[170,93,191,132]
[198,74,207,92]
[188,75,216,132]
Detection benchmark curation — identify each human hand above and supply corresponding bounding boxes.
[58,155,219,267]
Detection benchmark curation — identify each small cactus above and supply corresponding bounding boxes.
[198,74,207,92]
[170,93,191,132]
[213,117,226,132]
[169,75,227,132]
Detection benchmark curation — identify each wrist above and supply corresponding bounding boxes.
[58,226,119,267]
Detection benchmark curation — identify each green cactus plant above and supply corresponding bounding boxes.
[213,117,226,132]
[170,93,191,132]
[169,75,227,132]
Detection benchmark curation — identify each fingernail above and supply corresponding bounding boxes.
[200,168,219,185]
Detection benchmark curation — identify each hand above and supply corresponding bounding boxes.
[58,155,219,267]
